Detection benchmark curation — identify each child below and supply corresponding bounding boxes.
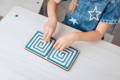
[43,0,120,51]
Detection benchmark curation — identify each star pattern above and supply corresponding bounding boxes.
[88,6,102,21]
[69,17,78,25]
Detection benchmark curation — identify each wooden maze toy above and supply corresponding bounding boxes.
[25,31,79,71]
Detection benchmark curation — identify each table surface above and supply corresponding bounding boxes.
[0,7,120,80]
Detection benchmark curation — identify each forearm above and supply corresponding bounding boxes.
[73,22,111,41]
[74,30,103,41]
[47,0,58,26]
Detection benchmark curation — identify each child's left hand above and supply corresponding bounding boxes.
[53,32,78,51]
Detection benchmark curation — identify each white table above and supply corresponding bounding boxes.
[0,7,120,80]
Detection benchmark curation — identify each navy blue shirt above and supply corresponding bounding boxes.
[58,0,120,32]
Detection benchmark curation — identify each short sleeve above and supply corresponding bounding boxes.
[100,0,120,24]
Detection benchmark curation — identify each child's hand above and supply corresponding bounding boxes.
[53,32,78,51]
[43,22,56,41]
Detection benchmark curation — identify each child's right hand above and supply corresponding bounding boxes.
[43,22,56,41]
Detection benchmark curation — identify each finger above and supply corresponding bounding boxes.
[66,46,69,49]
[55,43,62,50]
[45,32,52,41]
[59,45,66,51]
[43,31,49,40]
[43,26,48,35]
[53,41,59,48]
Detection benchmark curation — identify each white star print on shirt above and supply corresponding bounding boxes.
[69,17,78,25]
[88,6,102,21]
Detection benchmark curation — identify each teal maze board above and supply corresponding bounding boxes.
[25,31,79,71]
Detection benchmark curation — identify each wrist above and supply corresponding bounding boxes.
[48,20,57,28]
[72,32,80,41]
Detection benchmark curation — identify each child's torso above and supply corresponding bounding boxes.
[62,0,110,32]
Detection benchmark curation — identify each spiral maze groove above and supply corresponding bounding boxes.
[25,31,79,70]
